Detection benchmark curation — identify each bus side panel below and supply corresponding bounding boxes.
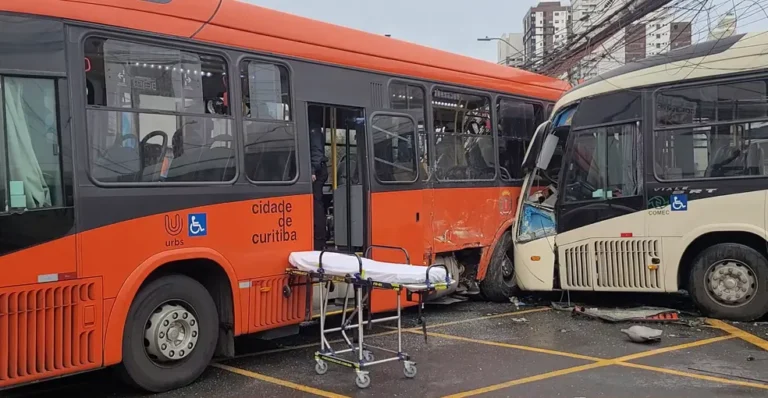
[78,194,312,365]
[369,190,424,313]
[0,277,103,388]
[0,236,77,288]
[79,195,312,300]
[430,187,502,253]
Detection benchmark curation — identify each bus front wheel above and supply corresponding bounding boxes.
[689,243,768,322]
[119,274,219,392]
[480,231,520,302]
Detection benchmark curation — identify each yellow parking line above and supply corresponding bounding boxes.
[442,330,742,396]
[213,363,350,398]
[426,307,551,329]
[442,362,613,398]
[380,307,550,332]
[618,362,768,390]
[414,330,603,361]
[611,335,736,362]
[707,319,768,351]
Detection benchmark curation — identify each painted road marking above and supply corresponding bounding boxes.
[441,330,758,396]
[619,362,768,390]
[708,319,768,351]
[442,362,613,398]
[215,311,767,397]
[610,335,736,362]
[214,363,349,398]
[417,330,602,361]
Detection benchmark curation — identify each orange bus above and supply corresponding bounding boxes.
[0,0,569,392]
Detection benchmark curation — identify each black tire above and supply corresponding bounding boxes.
[118,274,219,393]
[480,231,520,302]
[689,243,768,322]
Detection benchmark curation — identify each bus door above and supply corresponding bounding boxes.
[0,15,77,288]
[367,112,425,312]
[554,120,661,292]
[307,104,366,253]
[307,104,367,310]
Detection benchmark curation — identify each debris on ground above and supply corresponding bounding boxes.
[574,306,681,323]
[551,301,575,312]
[621,325,663,343]
[511,317,528,323]
[509,296,536,309]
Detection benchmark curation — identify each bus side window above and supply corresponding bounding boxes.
[432,89,494,181]
[497,98,541,180]
[84,37,234,184]
[562,123,641,202]
[239,61,296,183]
[0,76,64,211]
[390,83,427,180]
[655,78,768,180]
[371,115,418,183]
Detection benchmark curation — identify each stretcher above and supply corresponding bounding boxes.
[285,246,453,389]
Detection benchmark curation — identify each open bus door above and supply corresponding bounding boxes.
[366,112,425,312]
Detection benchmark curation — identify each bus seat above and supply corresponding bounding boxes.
[706,145,742,177]
[91,137,141,182]
[193,135,235,181]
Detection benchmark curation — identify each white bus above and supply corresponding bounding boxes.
[513,32,768,321]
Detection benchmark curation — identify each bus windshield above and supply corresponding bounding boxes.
[516,106,575,242]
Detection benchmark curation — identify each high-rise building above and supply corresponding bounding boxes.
[709,11,737,40]
[523,2,571,69]
[497,33,525,67]
[568,0,692,83]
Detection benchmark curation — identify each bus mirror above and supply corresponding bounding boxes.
[536,134,559,170]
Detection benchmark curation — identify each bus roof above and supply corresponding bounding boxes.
[3,0,570,101]
[553,31,768,113]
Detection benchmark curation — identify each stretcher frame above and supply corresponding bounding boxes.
[285,245,451,389]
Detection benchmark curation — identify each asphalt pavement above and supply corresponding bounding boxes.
[3,295,768,398]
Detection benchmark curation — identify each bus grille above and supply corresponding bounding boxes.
[563,243,593,289]
[594,239,661,290]
[0,279,103,387]
[560,239,663,291]
[251,275,307,333]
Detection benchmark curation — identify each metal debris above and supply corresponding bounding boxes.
[621,325,663,343]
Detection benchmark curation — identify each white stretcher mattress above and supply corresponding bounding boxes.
[289,251,448,285]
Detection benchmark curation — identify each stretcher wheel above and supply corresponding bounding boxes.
[355,373,371,389]
[315,360,328,375]
[404,362,417,378]
[363,350,375,362]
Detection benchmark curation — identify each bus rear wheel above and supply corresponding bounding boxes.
[480,231,520,302]
[689,243,768,322]
[119,274,219,393]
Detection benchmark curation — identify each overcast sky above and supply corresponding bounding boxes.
[241,0,542,62]
[242,0,768,63]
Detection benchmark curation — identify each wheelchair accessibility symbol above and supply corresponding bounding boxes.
[188,213,207,237]
[670,194,688,212]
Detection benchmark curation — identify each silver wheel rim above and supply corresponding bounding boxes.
[144,301,200,363]
[704,259,757,307]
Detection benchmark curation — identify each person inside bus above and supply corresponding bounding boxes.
[310,123,328,250]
